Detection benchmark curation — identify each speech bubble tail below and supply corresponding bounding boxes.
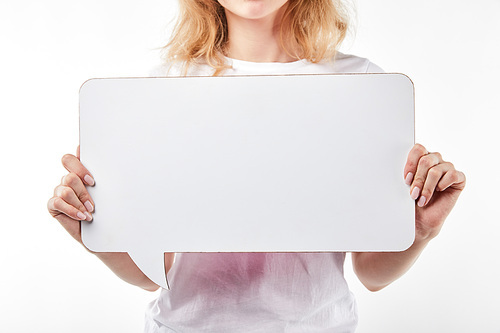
[129,251,170,290]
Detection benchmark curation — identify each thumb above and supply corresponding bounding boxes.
[76,145,80,160]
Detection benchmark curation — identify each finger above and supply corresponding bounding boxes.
[417,162,455,207]
[54,185,93,221]
[61,153,95,186]
[437,169,466,192]
[48,195,90,221]
[403,143,428,186]
[410,152,443,201]
[77,145,80,159]
[62,172,95,213]
[47,199,82,242]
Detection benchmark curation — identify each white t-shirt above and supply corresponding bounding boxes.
[145,52,384,333]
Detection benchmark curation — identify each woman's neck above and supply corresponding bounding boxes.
[223,5,297,63]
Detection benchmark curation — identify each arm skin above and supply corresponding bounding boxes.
[90,251,175,292]
[352,143,466,292]
[352,237,431,292]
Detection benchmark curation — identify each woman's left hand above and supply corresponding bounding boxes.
[403,143,466,241]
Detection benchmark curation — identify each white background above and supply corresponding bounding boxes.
[1,0,499,332]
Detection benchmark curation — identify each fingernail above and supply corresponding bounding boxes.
[404,172,414,186]
[77,211,87,220]
[84,211,93,221]
[417,196,426,207]
[410,187,420,200]
[84,200,94,212]
[84,174,95,186]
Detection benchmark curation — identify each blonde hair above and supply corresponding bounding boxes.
[162,0,352,76]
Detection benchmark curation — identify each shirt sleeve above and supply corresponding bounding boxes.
[366,61,385,73]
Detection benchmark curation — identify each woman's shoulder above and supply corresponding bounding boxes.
[325,51,385,73]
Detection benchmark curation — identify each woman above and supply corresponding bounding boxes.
[47,0,466,331]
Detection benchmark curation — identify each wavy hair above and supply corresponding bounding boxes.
[162,0,352,76]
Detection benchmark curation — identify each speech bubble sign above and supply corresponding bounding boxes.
[79,74,415,289]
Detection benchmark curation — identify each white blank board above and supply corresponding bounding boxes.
[80,74,415,288]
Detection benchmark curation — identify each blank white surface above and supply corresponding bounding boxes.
[1,0,499,332]
[80,74,414,252]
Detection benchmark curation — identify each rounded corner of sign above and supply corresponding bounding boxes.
[79,78,105,97]
[80,227,100,253]
[396,230,416,252]
[81,236,99,253]
[393,73,415,90]
[79,78,96,95]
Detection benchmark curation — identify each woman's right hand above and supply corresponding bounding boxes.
[47,145,95,246]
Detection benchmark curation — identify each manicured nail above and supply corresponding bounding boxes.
[84,174,95,186]
[410,187,420,200]
[77,211,87,220]
[404,172,414,186]
[417,196,426,207]
[84,200,94,212]
[84,211,93,221]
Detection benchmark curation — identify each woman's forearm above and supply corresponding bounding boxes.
[351,236,432,292]
[91,251,160,292]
